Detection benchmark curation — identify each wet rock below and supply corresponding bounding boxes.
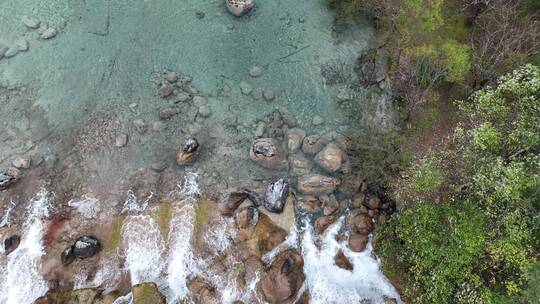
[40,27,57,39]
[235,206,260,228]
[4,235,20,255]
[132,282,166,304]
[244,189,264,207]
[195,11,206,19]
[165,71,178,83]
[259,249,305,304]
[73,236,101,258]
[133,119,147,134]
[115,133,128,147]
[159,107,178,119]
[264,178,289,213]
[249,65,263,77]
[187,277,217,303]
[0,169,17,191]
[263,90,275,101]
[383,296,399,304]
[226,0,255,16]
[61,245,76,266]
[21,15,41,29]
[239,81,253,95]
[34,288,101,304]
[314,143,344,173]
[364,195,381,210]
[315,215,336,234]
[220,191,248,216]
[312,115,324,126]
[297,174,340,195]
[349,213,373,234]
[351,193,366,208]
[12,156,31,169]
[296,195,321,213]
[159,82,174,98]
[348,233,369,252]
[334,250,353,271]
[320,193,339,215]
[288,154,311,176]
[249,138,287,169]
[286,128,306,153]
[302,135,329,155]
[176,137,202,165]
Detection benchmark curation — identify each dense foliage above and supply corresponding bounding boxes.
[378,65,540,303]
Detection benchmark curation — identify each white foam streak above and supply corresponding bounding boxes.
[0,201,16,228]
[301,217,402,304]
[1,190,51,304]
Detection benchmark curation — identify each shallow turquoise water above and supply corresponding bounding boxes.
[0,0,379,192]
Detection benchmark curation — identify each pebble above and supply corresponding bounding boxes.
[133,119,147,134]
[198,104,211,117]
[159,107,179,119]
[12,156,31,169]
[239,81,253,95]
[312,115,324,126]
[165,71,178,83]
[254,121,266,137]
[263,90,275,101]
[249,66,263,77]
[21,16,41,29]
[175,92,192,103]
[16,39,29,52]
[4,47,18,58]
[40,27,57,39]
[152,121,167,132]
[159,83,174,98]
[115,133,128,147]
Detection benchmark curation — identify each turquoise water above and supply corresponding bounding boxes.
[1,0,380,193]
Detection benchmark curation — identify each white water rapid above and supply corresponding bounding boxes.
[0,190,51,304]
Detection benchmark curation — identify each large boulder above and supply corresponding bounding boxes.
[73,236,101,258]
[348,233,369,252]
[249,138,287,169]
[264,178,289,213]
[334,250,354,271]
[314,143,345,173]
[297,174,340,195]
[315,215,336,234]
[349,213,373,235]
[259,249,305,304]
[132,282,166,304]
[226,0,255,17]
[219,191,248,216]
[0,169,17,191]
[176,137,202,165]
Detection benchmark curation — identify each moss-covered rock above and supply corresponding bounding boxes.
[132,282,165,304]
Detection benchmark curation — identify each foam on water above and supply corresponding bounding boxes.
[0,190,51,304]
[68,196,100,219]
[301,217,402,304]
[165,171,200,303]
[0,201,15,228]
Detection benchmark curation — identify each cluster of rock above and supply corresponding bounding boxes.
[0,16,57,62]
[61,235,101,266]
[0,156,34,191]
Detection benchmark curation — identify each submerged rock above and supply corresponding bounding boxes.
[297,174,340,195]
[176,137,202,165]
[296,195,322,213]
[21,15,41,29]
[259,249,305,304]
[226,0,255,16]
[249,138,287,169]
[286,128,306,153]
[0,169,17,191]
[159,107,179,119]
[40,27,57,39]
[249,65,263,77]
[288,154,311,176]
[73,236,101,258]
[264,178,289,213]
[314,143,345,173]
[115,133,128,147]
[12,156,31,169]
[302,135,328,155]
[4,235,20,255]
[132,282,166,304]
[159,82,174,98]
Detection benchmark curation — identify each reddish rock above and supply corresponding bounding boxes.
[348,233,369,252]
[349,213,373,234]
[315,215,336,235]
[364,195,381,210]
[259,250,305,304]
[219,191,248,216]
[159,83,174,98]
[334,250,354,271]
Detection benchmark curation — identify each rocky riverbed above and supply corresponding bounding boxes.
[0,0,399,303]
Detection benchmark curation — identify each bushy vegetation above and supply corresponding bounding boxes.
[378,65,540,303]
